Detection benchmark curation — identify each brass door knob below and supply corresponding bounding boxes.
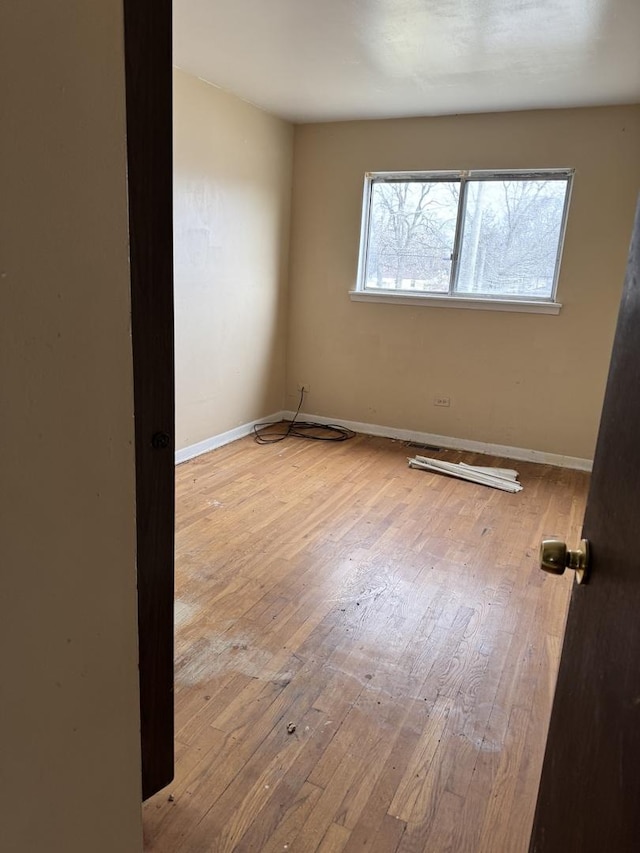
[540,538,590,585]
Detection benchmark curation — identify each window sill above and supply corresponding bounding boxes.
[349,290,562,315]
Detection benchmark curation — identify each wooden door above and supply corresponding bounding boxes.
[530,200,640,851]
[122,0,175,800]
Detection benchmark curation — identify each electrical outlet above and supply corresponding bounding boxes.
[297,383,310,393]
[433,396,451,407]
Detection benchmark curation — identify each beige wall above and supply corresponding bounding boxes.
[0,4,142,853]
[288,106,640,460]
[173,69,293,450]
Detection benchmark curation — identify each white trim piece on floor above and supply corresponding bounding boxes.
[175,412,285,464]
[282,410,593,472]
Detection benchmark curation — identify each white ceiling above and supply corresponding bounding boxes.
[173,0,640,123]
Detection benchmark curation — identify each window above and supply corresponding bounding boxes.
[353,169,573,313]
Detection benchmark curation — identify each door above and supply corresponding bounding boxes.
[122,0,175,800]
[530,199,640,851]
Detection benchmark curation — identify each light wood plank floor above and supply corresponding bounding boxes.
[143,433,589,853]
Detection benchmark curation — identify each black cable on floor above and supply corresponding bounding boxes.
[253,389,356,444]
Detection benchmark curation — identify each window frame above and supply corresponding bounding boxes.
[353,168,574,314]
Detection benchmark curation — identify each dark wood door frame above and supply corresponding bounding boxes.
[122,0,175,800]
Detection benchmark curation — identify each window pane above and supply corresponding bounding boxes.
[455,179,567,299]
[364,181,459,293]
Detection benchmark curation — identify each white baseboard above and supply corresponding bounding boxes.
[175,412,285,464]
[282,410,593,472]
[177,410,593,472]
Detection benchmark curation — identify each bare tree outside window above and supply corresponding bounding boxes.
[364,181,458,292]
[457,179,567,298]
[358,170,572,303]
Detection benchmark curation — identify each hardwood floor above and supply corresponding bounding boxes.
[143,433,589,853]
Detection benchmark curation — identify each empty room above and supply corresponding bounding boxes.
[137,2,640,851]
[135,2,640,850]
[7,3,640,853]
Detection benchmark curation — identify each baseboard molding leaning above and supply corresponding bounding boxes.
[175,412,285,464]
[281,410,593,472]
